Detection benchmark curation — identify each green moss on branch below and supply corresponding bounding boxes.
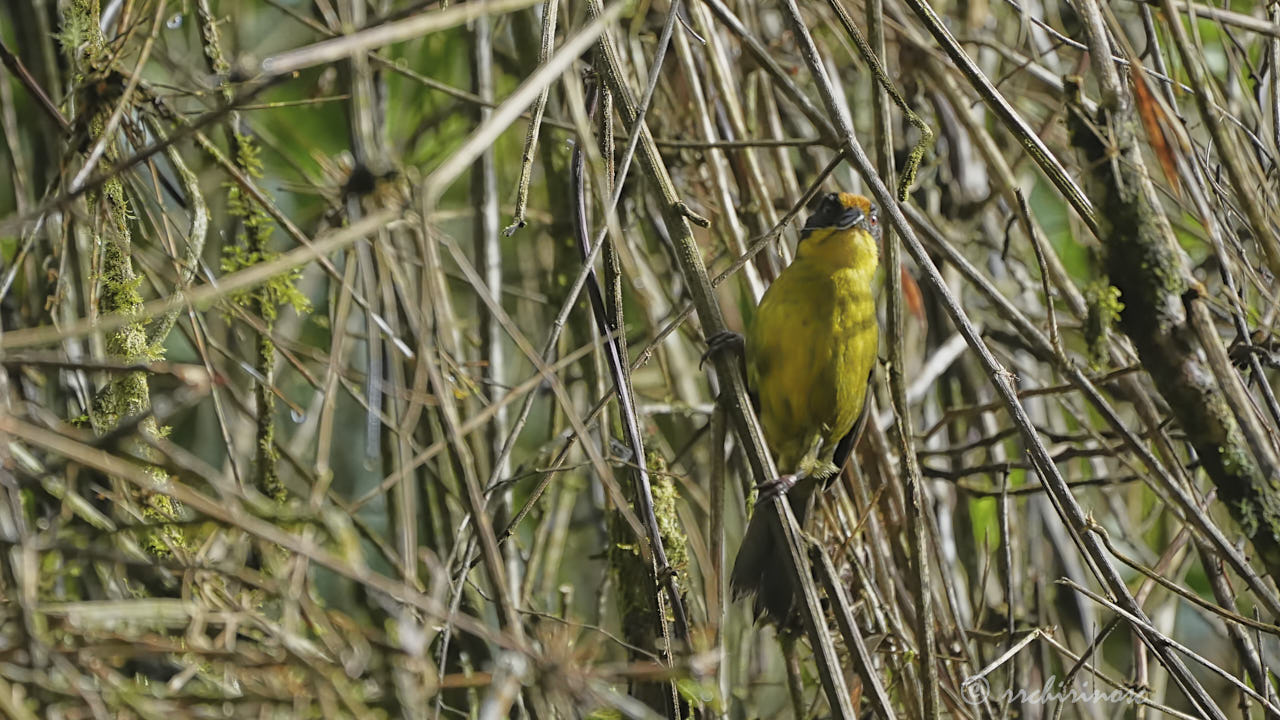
[1069,97,1280,578]
[66,0,185,554]
[208,68,308,503]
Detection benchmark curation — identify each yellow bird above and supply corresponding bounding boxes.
[728,191,880,623]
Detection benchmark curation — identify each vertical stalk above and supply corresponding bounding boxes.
[861,0,940,716]
[472,8,519,611]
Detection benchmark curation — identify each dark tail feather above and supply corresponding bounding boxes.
[730,509,794,623]
[729,483,817,624]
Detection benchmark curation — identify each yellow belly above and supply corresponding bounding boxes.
[747,259,877,473]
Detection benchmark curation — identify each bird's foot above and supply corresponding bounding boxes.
[798,529,824,550]
[755,473,799,503]
[700,330,744,369]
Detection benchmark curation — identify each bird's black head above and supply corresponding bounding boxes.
[800,192,878,240]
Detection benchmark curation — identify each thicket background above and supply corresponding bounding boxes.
[2,0,1280,718]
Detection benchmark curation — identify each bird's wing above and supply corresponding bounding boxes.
[826,367,875,487]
